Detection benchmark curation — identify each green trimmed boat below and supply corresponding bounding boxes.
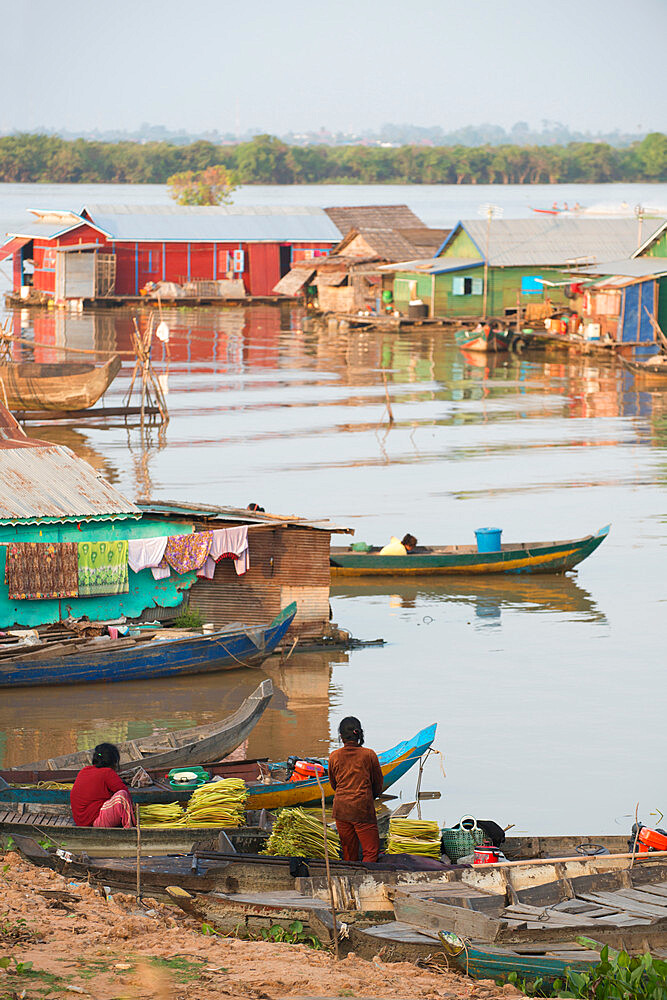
[330,526,609,576]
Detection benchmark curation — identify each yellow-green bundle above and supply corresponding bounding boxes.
[139,802,186,827]
[263,807,340,859]
[387,818,441,857]
[183,778,248,828]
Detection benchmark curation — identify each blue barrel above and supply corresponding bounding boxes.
[475,527,502,553]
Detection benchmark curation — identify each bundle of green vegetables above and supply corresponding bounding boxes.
[139,802,185,827]
[263,807,340,859]
[137,778,248,828]
[183,778,248,827]
[387,817,442,857]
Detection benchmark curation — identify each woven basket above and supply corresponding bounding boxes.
[441,821,486,862]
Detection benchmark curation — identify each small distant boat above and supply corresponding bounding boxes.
[13,678,275,771]
[0,356,121,411]
[330,527,609,576]
[619,354,667,383]
[455,327,511,353]
[531,205,583,216]
[0,603,296,691]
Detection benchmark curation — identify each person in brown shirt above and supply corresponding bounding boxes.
[328,716,383,862]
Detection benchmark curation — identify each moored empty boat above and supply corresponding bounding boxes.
[0,356,121,411]
[0,604,296,690]
[12,678,274,771]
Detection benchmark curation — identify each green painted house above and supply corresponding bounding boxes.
[0,408,195,628]
[385,217,667,320]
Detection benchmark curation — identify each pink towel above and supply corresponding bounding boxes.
[196,526,249,578]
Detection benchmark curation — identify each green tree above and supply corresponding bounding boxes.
[167,165,236,205]
[637,133,667,181]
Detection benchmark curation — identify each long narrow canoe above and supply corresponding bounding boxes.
[0,356,121,410]
[0,603,296,689]
[245,723,437,811]
[330,527,609,576]
[14,678,274,771]
[1,724,436,813]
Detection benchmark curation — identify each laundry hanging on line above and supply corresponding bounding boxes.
[197,525,250,578]
[5,541,79,601]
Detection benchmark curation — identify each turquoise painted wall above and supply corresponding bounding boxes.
[0,516,196,627]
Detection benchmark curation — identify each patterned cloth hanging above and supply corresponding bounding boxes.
[5,542,79,601]
[162,532,212,575]
[78,540,129,597]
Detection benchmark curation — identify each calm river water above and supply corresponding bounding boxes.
[1,181,666,836]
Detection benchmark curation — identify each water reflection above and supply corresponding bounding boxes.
[3,303,667,832]
[332,574,605,624]
[0,649,346,769]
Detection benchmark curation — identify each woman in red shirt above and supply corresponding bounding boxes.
[70,743,134,828]
[328,716,383,863]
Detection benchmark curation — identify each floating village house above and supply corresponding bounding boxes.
[274,205,448,313]
[382,217,667,325]
[566,257,667,344]
[0,206,342,303]
[0,407,349,638]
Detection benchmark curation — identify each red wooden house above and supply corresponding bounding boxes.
[0,205,342,301]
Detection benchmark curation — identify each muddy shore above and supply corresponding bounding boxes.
[0,850,521,999]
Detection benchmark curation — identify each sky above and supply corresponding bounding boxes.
[2,0,665,137]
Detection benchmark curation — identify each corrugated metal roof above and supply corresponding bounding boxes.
[138,500,353,534]
[83,205,342,244]
[380,256,482,274]
[573,258,667,278]
[1,221,89,246]
[2,209,95,244]
[444,218,667,266]
[0,444,140,524]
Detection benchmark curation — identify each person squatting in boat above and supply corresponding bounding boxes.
[70,743,135,828]
[379,533,417,555]
[328,716,383,862]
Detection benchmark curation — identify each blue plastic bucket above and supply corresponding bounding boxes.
[475,527,502,553]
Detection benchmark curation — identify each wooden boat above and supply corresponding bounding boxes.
[0,603,296,689]
[619,353,667,384]
[243,723,436,811]
[0,810,270,856]
[330,527,609,576]
[169,857,667,958]
[455,327,511,353]
[14,678,274,771]
[390,861,667,950]
[11,833,450,900]
[0,755,269,788]
[1,724,437,813]
[0,356,121,411]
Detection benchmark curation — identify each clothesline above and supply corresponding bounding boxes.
[3,526,250,602]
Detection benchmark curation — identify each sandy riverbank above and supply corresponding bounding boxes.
[0,850,522,1000]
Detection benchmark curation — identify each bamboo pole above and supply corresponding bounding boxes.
[381,367,394,425]
[315,770,339,960]
[135,803,142,902]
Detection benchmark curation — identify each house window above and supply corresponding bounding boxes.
[521,275,544,294]
[452,276,483,295]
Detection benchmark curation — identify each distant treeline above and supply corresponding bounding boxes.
[1,132,665,184]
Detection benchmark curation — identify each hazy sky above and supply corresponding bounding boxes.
[3,0,664,136]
